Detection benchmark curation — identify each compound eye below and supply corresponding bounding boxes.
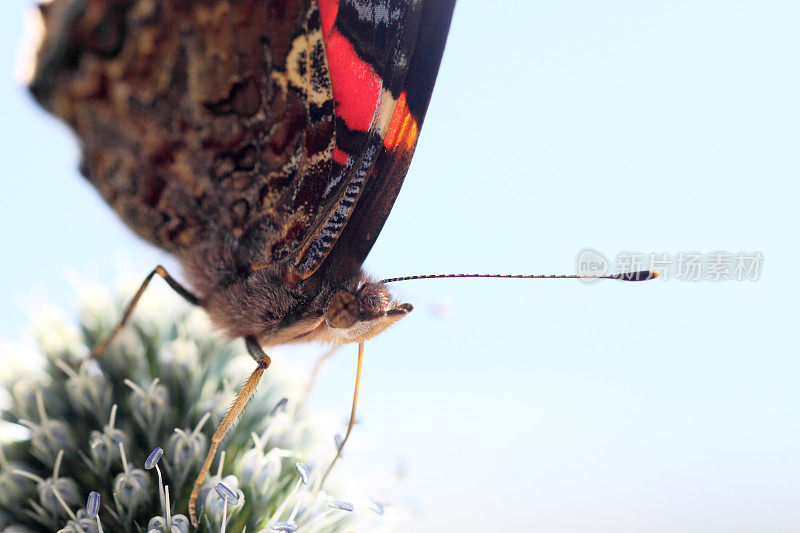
[325,290,358,329]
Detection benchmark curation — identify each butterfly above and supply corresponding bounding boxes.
[30,0,457,523]
[30,0,659,524]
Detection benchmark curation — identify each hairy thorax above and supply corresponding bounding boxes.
[178,235,411,349]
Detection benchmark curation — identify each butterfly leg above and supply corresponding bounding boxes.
[90,265,200,358]
[188,335,271,526]
[317,341,364,490]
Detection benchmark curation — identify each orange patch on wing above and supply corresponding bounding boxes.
[383,91,418,152]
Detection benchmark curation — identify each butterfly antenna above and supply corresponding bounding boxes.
[380,271,659,284]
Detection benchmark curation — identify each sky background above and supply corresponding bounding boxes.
[2,1,799,532]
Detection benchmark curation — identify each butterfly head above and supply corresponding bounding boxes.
[323,282,412,344]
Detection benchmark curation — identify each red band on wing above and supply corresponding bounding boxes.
[320,1,381,135]
[383,91,418,152]
[319,0,338,36]
[325,31,381,133]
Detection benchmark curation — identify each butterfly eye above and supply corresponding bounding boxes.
[325,291,358,329]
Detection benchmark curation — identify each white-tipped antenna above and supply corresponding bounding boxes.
[380,270,659,284]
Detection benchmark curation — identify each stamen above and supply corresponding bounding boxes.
[36,390,48,424]
[86,491,100,518]
[215,450,226,480]
[11,469,44,483]
[108,404,118,429]
[144,447,163,470]
[270,521,298,532]
[118,442,130,476]
[327,500,354,512]
[52,450,78,522]
[268,478,302,525]
[214,482,238,504]
[144,447,165,513]
[288,494,303,522]
[215,481,239,533]
[87,490,104,533]
[192,412,211,438]
[165,484,172,525]
[295,462,309,485]
[54,359,78,379]
[271,397,288,416]
[123,378,146,396]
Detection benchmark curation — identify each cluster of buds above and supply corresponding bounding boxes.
[0,279,405,531]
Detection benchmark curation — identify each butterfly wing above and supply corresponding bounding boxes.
[287,0,456,283]
[30,0,339,261]
[316,0,456,283]
[29,0,454,284]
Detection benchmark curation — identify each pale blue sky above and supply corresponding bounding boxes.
[2,1,799,532]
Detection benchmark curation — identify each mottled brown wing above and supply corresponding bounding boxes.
[30,0,345,265]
